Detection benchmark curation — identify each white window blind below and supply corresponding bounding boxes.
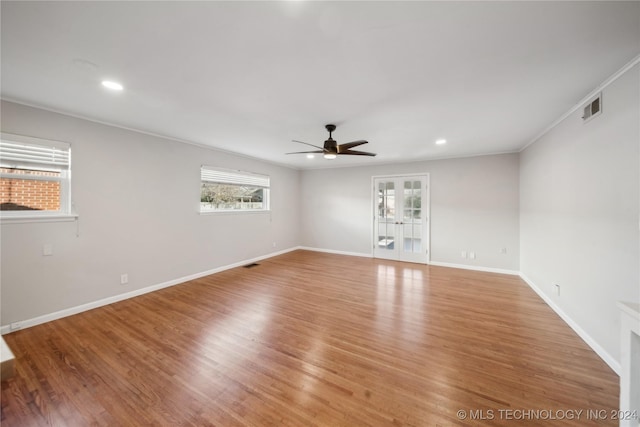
[201,166,270,188]
[0,134,70,171]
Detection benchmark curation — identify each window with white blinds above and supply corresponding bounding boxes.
[0,133,72,215]
[200,166,270,212]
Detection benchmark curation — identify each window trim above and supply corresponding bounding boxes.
[200,166,270,213]
[0,132,73,221]
[0,213,78,224]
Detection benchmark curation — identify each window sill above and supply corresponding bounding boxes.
[0,213,78,224]
[199,210,271,216]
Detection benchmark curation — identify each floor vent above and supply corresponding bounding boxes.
[243,263,260,269]
[582,93,602,123]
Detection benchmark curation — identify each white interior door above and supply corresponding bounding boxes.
[373,175,429,263]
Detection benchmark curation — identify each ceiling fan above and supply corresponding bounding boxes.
[287,124,376,159]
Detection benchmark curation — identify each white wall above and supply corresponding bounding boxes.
[0,101,300,327]
[300,154,520,272]
[519,63,640,367]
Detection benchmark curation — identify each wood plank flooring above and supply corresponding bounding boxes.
[1,250,619,426]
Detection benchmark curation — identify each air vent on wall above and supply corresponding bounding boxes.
[582,93,602,123]
[243,263,260,269]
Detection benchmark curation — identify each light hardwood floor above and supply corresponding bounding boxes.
[1,250,618,426]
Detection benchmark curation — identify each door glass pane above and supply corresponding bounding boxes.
[377,181,395,250]
[413,238,422,253]
[378,220,395,249]
[404,181,412,214]
[378,182,395,219]
[386,184,395,218]
[378,183,385,217]
[402,224,423,253]
[403,237,422,253]
[403,224,412,252]
[412,182,422,219]
[379,237,395,249]
[403,181,420,220]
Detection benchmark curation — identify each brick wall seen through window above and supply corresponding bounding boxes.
[0,168,61,211]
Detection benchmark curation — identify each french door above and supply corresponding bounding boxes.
[373,175,429,263]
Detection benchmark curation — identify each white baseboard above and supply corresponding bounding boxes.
[298,246,373,259]
[519,273,621,376]
[429,260,519,276]
[0,246,299,335]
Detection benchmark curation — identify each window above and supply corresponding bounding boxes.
[0,133,71,217]
[200,166,270,212]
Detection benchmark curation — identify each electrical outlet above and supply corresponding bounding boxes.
[120,274,129,285]
[272,242,277,248]
[10,322,21,331]
[43,244,53,256]
[469,252,476,260]
[500,247,507,254]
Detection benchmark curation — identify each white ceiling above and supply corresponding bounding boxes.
[2,1,639,169]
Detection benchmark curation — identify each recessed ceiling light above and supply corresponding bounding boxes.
[306,154,315,159]
[101,80,123,91]
[435,139,447,145]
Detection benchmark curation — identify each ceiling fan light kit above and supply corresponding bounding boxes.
[287,124,376,159]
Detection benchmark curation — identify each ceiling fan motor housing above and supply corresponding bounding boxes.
[324,124,338,152]
[324,138,337,152]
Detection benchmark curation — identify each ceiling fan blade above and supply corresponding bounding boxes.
[292,139,326,151]
[286,150,325,155]
[341,149,377,156]
[337,140,368,151]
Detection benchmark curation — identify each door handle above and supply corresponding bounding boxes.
[394,222,404,225]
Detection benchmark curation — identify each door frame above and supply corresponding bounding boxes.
[371,173,431,264]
